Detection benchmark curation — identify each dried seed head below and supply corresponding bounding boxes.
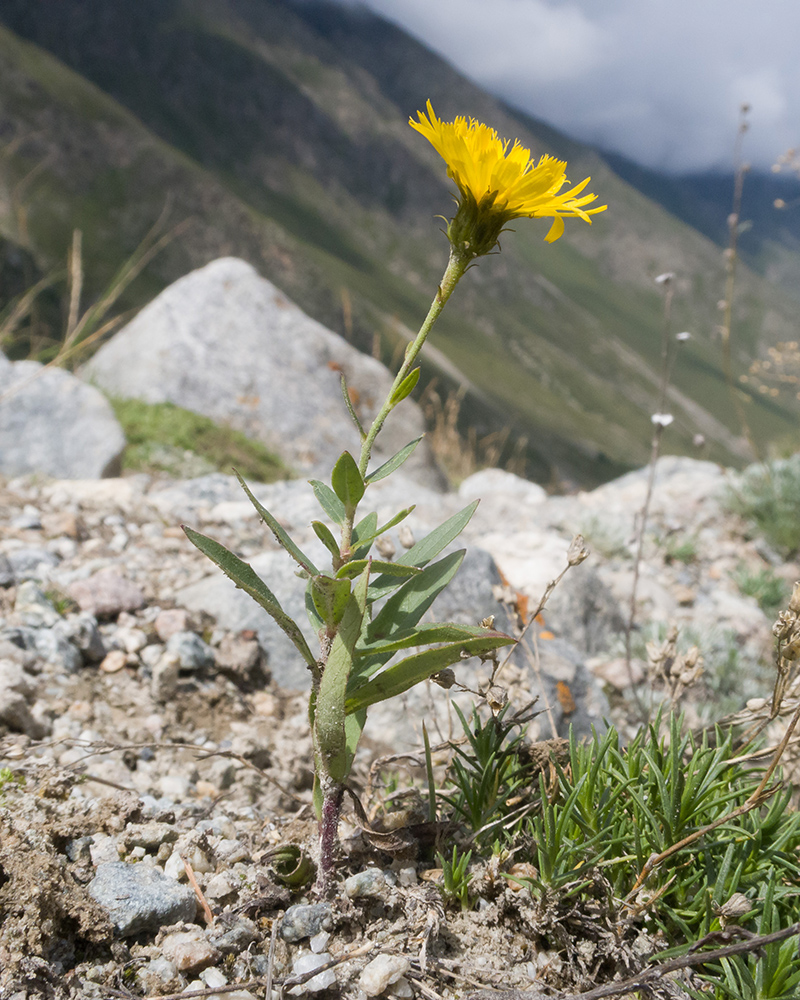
[789,581,800,614]
[773,611,796,640]
[432,669,456,689]
[375,535,396,561]
[486,685,508,711]
[397,525,416,549]
[713,892,751,927]
[567,534,589,566]
[480,615,496,629]
[782,637,800,661]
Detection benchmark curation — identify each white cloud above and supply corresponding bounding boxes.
[346,0,800,171]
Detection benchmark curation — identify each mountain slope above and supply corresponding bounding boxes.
[1,0,798,487]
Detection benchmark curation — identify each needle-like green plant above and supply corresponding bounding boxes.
[183,101,605,895]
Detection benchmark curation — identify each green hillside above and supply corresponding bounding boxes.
[1,0,798,487]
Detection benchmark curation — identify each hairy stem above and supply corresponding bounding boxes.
[338,247,470,559]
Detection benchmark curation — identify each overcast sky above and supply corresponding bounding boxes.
[344,0,800,174]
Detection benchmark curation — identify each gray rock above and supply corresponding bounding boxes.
[209,916,259,954]
[14,581,61,628]
[1,624,81,673]
[82,258,445,487]
[88,861,197,936]
[0,554,13,587]
[7,547,59,583]
[545,564,625,659]
[0,658,44,737]
[56,613,106,664]
[344,869,390,899]
[0,352,124,479]
[166,631,215,672]
[280,903,334,942]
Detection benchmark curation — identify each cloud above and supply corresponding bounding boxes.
[344,0,800,172]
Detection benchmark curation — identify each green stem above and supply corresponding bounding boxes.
[339,247,470,558]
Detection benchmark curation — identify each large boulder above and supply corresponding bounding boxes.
[0,353,124,479]
[82,258,445,487]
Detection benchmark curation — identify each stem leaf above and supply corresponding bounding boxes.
[336,559,421,580]
[182,525,316,668]
[345,632,514,714]
[389,366,421,406]
[366,437,422,484]
[312,520,341,562]
[311,574,352,632]
[310,480,346,525]
[235,471,318,576]
[331,450,365,510]
[315,565,370,782]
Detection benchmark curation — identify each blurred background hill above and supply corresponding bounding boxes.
[1,0,799,488]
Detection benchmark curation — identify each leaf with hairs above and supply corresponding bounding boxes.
[310,480,346,525]
[235,471,318,575]
[183,526,316,668]
[365,437,422,484]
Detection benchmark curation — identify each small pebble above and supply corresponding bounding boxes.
[289,951,336,994]
[360,955,411,997]
[345,869,388,899]
[160,927,220,973]
[281,903,334,942]
[100,650,128,674]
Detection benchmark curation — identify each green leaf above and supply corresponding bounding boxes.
[314,565,371,782]
[366,438,422,484]
[312,520,341,562]
[305,581,324,632]
[389,367,421,406]
[351,511,378,560]
[331,451,365,510]
[340,373,366,439]
[183,526,316,667]
[368,501,479,600]
[235,471,318,575]
[368,550,466,639]
[310,575,352,633]
[345,709,367,774]
[310,480,346,525]
[336,560,421,580]
[345,632,514,714]
[348,507,416,555]
[358,622,503,656]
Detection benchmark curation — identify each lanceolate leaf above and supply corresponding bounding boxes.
[369,501,479,600]
[331,451,365,511]
[310,480,346,525]
[310,575,352,633]
[389,367,421,406]
[345,632,514,714]
[314,566,370,782]
[351,511,378,560]
[365,437,422,484]
[235,471,318,575]
[358,622,503,657]
[336,559,421,580]
[183,526,316,668]
[312,520,341,562]
[368,550,465,639]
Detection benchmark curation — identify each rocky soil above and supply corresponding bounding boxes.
[0,457,793,1000]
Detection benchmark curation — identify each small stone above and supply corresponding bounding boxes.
[674,585,696,606]
[7,547,59,583]
[205,873,237,900]
[345,869,388,899]
[160,927,220,973]
[389,977,413,998]
[14,581,61,628]
[122,822,179,851]
[68,568,145,619]
[166,631,216,671]
[209,916,259,954]
[136,957,182,994]
[214,838,250,865]
[41,511,82,540]
[100,650,128,674]
[88,861,197,936]
[309,931,330,954]
[154,608,189,642]
[58,613,106,663]
[164,851,187,881]
[397,868,417,887]
[151,651,181,702]
[215,633,265,687]
[289,951,336,994]
[588,657,645,691]
[280,903,334,942]
[360,955,410,997]
[115,625,148,654]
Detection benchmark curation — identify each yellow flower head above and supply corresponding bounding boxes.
[410,100,606,256]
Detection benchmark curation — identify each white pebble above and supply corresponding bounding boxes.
[309,931,330,954]
[289,951,336,994]
[360,955,410,997]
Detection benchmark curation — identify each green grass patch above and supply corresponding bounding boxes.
[725,456,800,556]
[110,397,290,482]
